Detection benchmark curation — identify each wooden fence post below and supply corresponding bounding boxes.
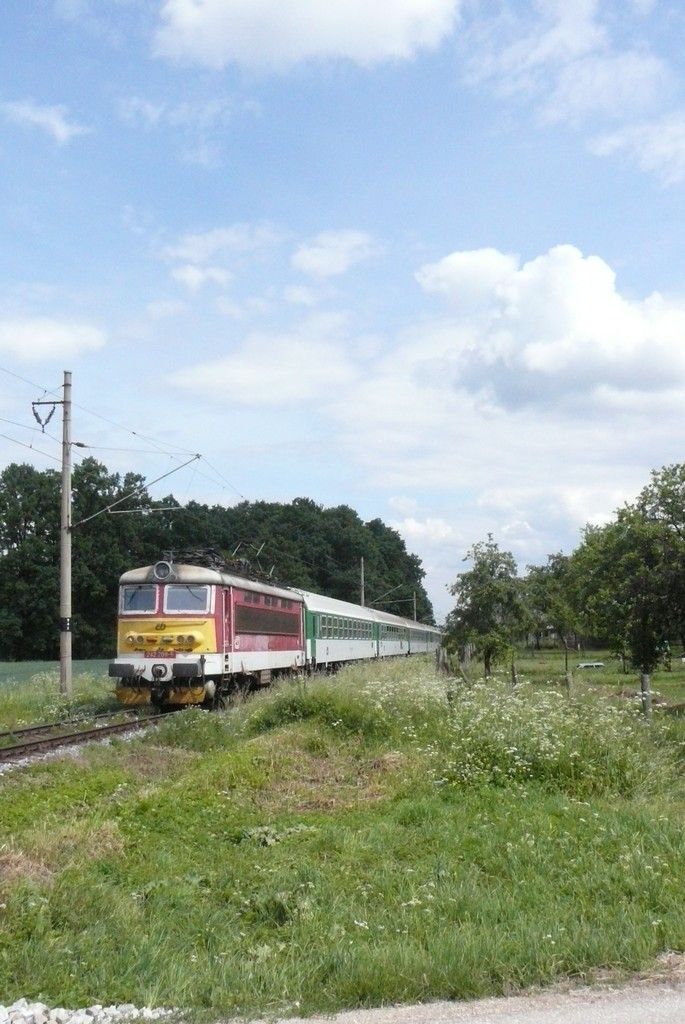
[640,672,652,719]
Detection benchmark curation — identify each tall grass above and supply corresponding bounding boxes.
[242,662,677,797]
[0,666,117,729]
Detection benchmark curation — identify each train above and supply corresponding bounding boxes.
[109,559,442,707]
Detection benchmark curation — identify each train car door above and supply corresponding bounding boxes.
[222,587,232,675]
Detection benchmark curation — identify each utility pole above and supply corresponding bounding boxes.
[33,371,72,697]
[360,556,365,606]
[413,591,417,622]
[60,371,72,697]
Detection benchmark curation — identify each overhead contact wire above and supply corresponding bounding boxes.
[0,432,60,463]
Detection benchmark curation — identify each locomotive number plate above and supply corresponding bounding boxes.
[143,651,177,659]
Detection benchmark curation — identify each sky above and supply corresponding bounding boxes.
[2,0,685,621]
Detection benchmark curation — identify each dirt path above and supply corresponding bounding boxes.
[262,980,685,1024]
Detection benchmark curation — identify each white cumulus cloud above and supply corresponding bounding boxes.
[292,230,380,278]
[415,243,685,408]
[1,100,89,144]
[416,247,518,309]
[0,317,105,361]
[153,0,460,70]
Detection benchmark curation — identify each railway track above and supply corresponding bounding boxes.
[0,710,178,763]
[0,707,144,744]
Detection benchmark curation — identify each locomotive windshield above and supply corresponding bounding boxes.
[163,584,210,613]
[120,585,157,613]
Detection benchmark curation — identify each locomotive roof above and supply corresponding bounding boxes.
[119,564,302,603]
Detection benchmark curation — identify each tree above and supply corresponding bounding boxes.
[447,535,528,676]
[0,464,60,658]
[572,510,671,678]
[635,463,685,650]
[524,553,579,673]
[0,459,435,658]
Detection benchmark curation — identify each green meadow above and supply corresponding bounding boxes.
[0,657,683,1019]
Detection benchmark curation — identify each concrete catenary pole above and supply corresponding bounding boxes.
[59,370,72,697]
[360,556,365,606]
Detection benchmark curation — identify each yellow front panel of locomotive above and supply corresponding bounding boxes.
[117,618,216,655]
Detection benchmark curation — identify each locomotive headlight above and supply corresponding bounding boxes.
[135,634,145,644]
[153,560,174,581]
[126,633,136,645]
[177,633,197,645]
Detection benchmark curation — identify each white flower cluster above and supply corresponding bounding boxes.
[350,668,662,795]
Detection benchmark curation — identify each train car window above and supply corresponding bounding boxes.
[120,585,157,613]
[164,585,210,613]
[235,604,301,635]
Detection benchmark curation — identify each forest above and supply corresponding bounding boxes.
[0,458,434,660]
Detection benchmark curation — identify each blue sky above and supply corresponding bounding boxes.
[2,0,685,619]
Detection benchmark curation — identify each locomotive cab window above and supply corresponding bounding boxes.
[120,585,157,614]
[164,584,210,613]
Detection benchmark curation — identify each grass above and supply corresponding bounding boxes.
[0,662,117,731]
[507,647,685,705]
[0,657,683,1019]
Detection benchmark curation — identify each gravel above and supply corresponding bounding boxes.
[0,1001,174,1024]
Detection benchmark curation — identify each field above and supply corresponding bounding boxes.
[0,660,116,731]
[0,656,683,1019]
[511,647,685,706]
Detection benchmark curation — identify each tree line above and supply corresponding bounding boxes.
[0,458,434,660]
[447,463,685,681]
